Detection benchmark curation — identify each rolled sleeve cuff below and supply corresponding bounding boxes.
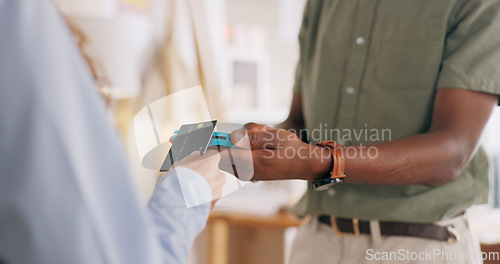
[437,65,500,105]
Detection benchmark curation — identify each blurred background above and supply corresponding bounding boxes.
[53,0,500,263]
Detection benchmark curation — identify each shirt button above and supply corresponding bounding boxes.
[355,36,365,46]
[327,188,336,196]
[346,86,355,95]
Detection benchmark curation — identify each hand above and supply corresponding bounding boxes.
[244,122,271,131]
[174,150,226,209]
[218,129,332,181]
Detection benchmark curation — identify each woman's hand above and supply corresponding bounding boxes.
[174,150,226,209]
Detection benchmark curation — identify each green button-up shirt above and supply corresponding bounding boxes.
[292,0,500,223]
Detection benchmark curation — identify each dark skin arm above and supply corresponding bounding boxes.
[245,94,305,132]
[276,94,305,131]
[344,87,497,186]
[228,88,498,186]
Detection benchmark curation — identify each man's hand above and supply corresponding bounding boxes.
[174,150,226,209]
[218,129,332,181]
[244,122,271,131]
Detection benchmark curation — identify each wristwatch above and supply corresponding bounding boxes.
[312,140,346,191]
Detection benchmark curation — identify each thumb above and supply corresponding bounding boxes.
[230,130,278,149]
[176,151,201,165]
[203,149,222,163]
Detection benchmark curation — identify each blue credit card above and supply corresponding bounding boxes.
[173,130,234,148]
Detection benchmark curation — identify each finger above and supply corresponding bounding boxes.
[202,149,222,163]
[174,151,201,166]
[244,122,270,131]
[213,171,227,192]
[212,178,226,201]
[169,136,174,143]
[230,130,279,149]
[205,149,220,156]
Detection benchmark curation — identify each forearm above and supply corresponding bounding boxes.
[313,89,497,186]
[341,89,498,187]
[233,126,471,185]
[276,94,304,132]
[335,131,472,186]
[241,90,497,186]
[275,119,303,131]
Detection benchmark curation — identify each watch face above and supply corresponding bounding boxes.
[313,177,344,191]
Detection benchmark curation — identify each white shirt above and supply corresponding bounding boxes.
[0,0,210,263]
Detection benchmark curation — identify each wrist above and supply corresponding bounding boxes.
[276,119,302,131]
[306,146,333,180]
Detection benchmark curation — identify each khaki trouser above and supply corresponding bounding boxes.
[289,215,483,264]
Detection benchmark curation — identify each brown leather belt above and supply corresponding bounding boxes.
[318,215,462,243]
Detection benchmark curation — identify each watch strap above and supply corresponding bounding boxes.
[316,140,346,180]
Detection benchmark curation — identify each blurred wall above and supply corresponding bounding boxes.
[227,0,305,112]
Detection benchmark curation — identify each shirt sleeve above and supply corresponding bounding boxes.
[436,0,500,104]
[0,0,207,263]
[148,167,211,263]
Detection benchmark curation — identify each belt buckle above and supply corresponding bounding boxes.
[447,225,462,244]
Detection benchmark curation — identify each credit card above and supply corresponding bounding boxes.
[160,120,217,172]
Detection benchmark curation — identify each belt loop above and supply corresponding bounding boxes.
[312,215,319,232]
[330,216,343,236]
[369,220,382,246]
[447,226,462,244]
[352,218,360,236]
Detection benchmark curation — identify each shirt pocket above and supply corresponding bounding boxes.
[375,19,444,89]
